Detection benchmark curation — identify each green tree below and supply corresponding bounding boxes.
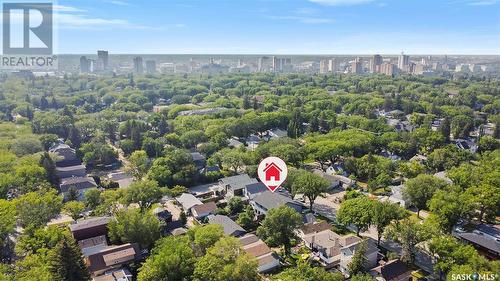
[48,234,90,281]
[226,197,244,215]
[109,208,161,248]
[122,179,164,210]
[274,261,343,281]
[256,205,303,254]
[84,188,101,210]
[137,236,196,281]
[429,187,473,233]
[351,273,376,281]
[465,183,500,223]
[0,200,16,251]
[337,196,374,236]
[384,217,429,265]
[62,201,85,220]
[348,240,368,276]
[15,189,63,228]
[371,201,406,245]
[292,170,330,211]
[188,224,225,256]
[402,174,448,218]
[237,206,255,230]
[193,236,260,281]
[126,150,149,180]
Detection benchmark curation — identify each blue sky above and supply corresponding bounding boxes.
[51,0,500,54]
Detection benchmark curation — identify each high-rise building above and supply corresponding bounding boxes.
[350,58,362,74]
[145,60,156,74]
[370,54,383,73]
[272,56,292,72]
[97,50,109,70]
[380,62,398,76]
[328,58,338,72]
[80,56,89,73]
[319,59,329,74]
[398,52,410,71]
[133,57,144,74]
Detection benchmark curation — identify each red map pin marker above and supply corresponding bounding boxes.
[257,156,288,192]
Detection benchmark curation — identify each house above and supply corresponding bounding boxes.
[59,176,97,201]
[262,128,287,141]
[409,154,427,163]
[370,259,412,281]
[339,239,379,275]
[176,193,203,214]
[454,138,478,153]
[298,220,331,238]
[152,207,172,223]
[453,224,500,259]
[191,202,218,220]
[243,182,268,199]
[79,235,109,257]
[92,268,133,281]
[326,163,348,177]
[56,164,87,179]
[208,215,246,237]
[303,229,377,269]
[228,137,244,148]
[49,143,81,167]
[86,243,140,276]
[190,152,206,170]
[245,134,261,150]
[263,162,282,182]
[387,185,408,208]
[250,191,303,216]
[219,174,257,198]
[239,234,280,273]
[107,171,134,188]
[380,150,401,161]
[69,217,111,241]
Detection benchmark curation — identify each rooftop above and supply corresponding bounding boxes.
[69,217,111,232]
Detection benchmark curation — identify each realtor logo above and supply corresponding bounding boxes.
[1,2,56,70]
[3,2,53,55]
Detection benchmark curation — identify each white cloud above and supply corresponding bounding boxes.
[267,15,334,24]
[104,0,130,6]
[466,0,499,5]
[53,5,86,12]
[308,0,375,6]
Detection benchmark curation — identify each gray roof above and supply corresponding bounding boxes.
[56,164,86,172]
[69,217,111,232]
[208,215,246,237]
[190,152,206,162]
[456,232,500,254]
[252,191,302,211]
[245,182,268,195]
[176,193,203,211]
[60,176,97,193]
[220,174,257,191]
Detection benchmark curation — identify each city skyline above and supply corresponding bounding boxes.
[43,0,500,55]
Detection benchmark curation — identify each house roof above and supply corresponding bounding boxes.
[219,174,257,191]
[245,182,268,195]
[190,152,206,161]
[456,232,500,254]
[268,128,287,138]
[371,259,410,281]
[176,193,203,211]
[60,176,97,192]
[208,215,246,236]
[69,217,111,232]
[191,202,217,215]
[87,243,138,273]
[252,191,302,211]
[301,221,331,235]
[239,234,260,246]
[56,164,86,172]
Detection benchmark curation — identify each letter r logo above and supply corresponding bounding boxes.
[3,2,53,55]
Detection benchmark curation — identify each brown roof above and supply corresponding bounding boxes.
[78,235,107,250]
[301,221,331,235]
[239,234,260,246]
[191,202,217,215]
[371,259,410,281]
[244,241,272,257]
[70,217,111,232]
[256,253,279,266]
[87,243,139,273]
